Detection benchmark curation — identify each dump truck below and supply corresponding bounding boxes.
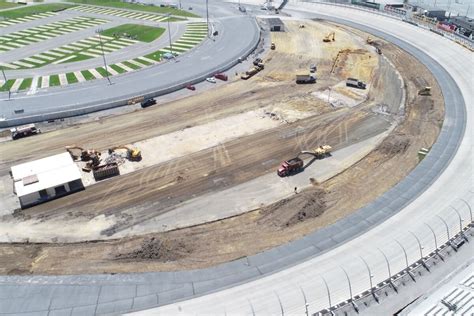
[346,77,366,89]
[277,158,304,177]
[10,124,41,140]
[296,74,316,84]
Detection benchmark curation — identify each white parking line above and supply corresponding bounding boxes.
[10,78,23,92]
[74,71,86,83]
[88,69,103,79]
[41,76,49,88]
[115,62,133,72]
[27,76,39,95]
[58,73,67,86]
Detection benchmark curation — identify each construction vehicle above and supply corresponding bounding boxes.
[277,157,304,177]
[271,42,276,50]
[418,86,432,96]
[366,36,374,44]
[375,47,382,55]
[299,145,332,159]
[323,31,335,42]
[108,145,142,161]
[241,63,264,80]
[10,124,41,140]
[346,77,366,89]
[296,74,316,84]
[215,73,228,81]
[65,145,101,162]
[253,58,263,66]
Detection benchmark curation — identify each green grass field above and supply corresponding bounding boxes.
[95,67,111,77]
[0,3,74,18]
[19,78,32,90]
[109,64,126,74]
[49,74,60,86]
[101,24,165,43]
[0,0,20,10]
[66,72,78,84]
[0,79,14,92]
[81,70,95,80]
[66,0,198,17]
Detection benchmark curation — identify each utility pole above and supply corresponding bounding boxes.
[96,28,112,85]
[167,14,173,56]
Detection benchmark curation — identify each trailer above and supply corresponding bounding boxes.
[10,124,41,140]
[346,77,366,89]
[93,163,120,181]
[296,74,316,84]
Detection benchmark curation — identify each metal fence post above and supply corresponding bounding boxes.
[436,215,457,251]
[341,266,359,313]
[359,256,378,303]
[425,223,444,261]
[394,239,415,281]
[451,206,469,242]
[321,276,335,316]
[377,248,397,292]
[409,230,430,271]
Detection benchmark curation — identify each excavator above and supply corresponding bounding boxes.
[323,31,335,42]
[366,36,374,45]
[65,145,102,171]
[108,145,142,161]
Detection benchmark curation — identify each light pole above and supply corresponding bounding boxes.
[377,248,397,292]
[96,28,112,85]
[409,230,430,271]
[341,266,358,313]
[166,13,173,56]
[451,206,468,241]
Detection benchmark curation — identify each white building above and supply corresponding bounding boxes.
[11,152,84,208]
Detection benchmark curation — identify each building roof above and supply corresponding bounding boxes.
[11,152,82,197]
[267,18,284,27]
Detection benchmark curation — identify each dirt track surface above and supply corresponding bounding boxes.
[0,21,443,274]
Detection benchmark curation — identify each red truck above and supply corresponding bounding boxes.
[215,73,228,81]
[277,157,304,177]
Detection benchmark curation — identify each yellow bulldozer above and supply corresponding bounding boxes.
[108,145,142,161]
[323,31,335,42]
[418,86,432,96]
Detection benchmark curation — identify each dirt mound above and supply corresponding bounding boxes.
[258,188,327,228]
[115,237,191,262]
[377,133,410,156]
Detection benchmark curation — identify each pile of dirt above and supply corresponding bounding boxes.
[115,237,191,262]
[258,188,327,228]
[376,133,410,156]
